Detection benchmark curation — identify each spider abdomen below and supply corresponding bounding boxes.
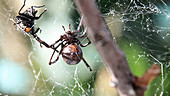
[62,44,83,65]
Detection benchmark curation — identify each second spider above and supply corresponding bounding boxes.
[14,0,50,47]
[49,21,92,71]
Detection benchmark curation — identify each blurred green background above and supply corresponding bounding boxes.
[0,0,169,96]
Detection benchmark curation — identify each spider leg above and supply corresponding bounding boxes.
[34,8,47,20]
[49,40,66,53]
[33,27,41,34]
[49,38,64,48]
[33,34,51,48]
[32,5,45,8]
[49,50,56,65]
[76,34,91,47]
[13,21,21,25]
[32,32,61,54]
[49,43,65,65]
[62,26,66,32]
[74,52,92,71]
[81,57,92,71]
[69,24,71,30]
[76,28,91,47]
[71,15,84,33]
[18,0,26,14]
[77,15,84,32]
[49,50,61,65]
[49,40,67,65]
[31,28,51,48]
[77,28,87,38]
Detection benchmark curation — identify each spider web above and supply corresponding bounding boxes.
[0,0,169,96]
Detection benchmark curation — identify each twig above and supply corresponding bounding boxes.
[73,0,160,96]
[132,65,160,96]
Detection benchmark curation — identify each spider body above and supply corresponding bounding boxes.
[62,44,83,65]
[14,0,51,48]
[16,7,37,34]
[14,0,47,35]
[49,24,92,71]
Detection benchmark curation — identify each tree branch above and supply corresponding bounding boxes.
[73,0,160,96]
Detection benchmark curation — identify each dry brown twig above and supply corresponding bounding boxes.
[73,0,160,96]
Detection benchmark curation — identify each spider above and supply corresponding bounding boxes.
[14,0,50,48]
[48,18,92,71]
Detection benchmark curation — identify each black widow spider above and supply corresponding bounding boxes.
[14,0,50,48]
[48,16,92,71]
